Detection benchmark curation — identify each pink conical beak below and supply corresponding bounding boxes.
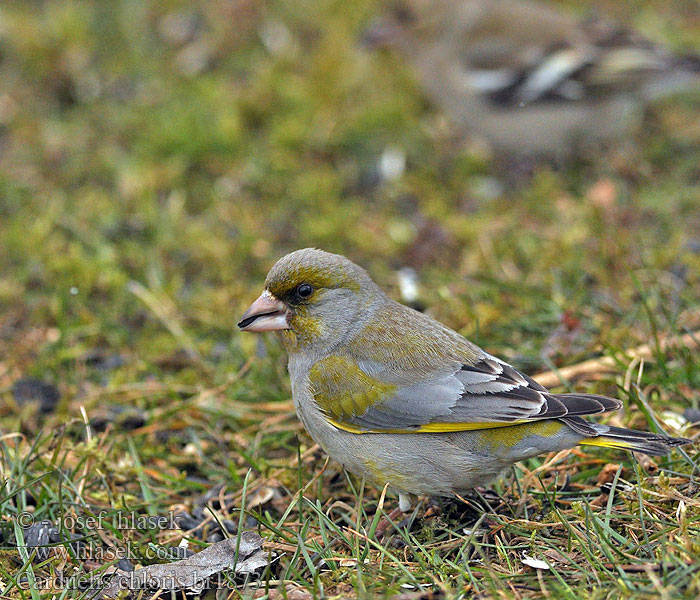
[238,291,291,332]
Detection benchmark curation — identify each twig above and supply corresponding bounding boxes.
[533,330,700,388]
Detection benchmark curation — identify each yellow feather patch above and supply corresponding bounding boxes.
[266,263,360,298]
[346,305,479,369]
[326,417,536,435]
[326,417,567,444]
[362,457,411,488]
[478,420,563,450]
[309,356,397,421]
[415,421,529,433]
[277,315,324,351]
[579,437,633,450]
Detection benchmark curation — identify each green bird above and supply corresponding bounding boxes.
[239,249,691,511]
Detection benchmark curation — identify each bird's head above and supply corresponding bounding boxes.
[238,249,379,353]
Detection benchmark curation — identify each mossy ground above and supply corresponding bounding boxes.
[0,0,699,598]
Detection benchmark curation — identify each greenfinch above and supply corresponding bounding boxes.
[364,0,700,158]
[239,249,690,510]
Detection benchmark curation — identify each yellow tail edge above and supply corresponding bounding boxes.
[579,437,635,451]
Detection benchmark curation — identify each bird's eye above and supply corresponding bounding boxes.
[295,283,314,299]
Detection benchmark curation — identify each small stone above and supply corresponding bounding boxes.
[117,558,135,572]
[221,519,237,534]
[23,520,58,562]
[12,378,60,413]
[175,511,201,532]
[90,405,146,431]
[207,532,224,543]
[683,408,700,423]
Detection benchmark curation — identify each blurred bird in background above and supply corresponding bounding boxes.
[364,0,700,160]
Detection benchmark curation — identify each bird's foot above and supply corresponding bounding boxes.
[373,506,405,539]
[373,492,415,538]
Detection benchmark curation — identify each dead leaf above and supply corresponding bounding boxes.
[542,548,577,564]
[590,493,608,507]
[634,451,658,473]
[521,553,550,570]
[403,218,455,269]
[541,310,589,362]
[97,532,267,598]
[247,485,277,510]
[596,463,621,487]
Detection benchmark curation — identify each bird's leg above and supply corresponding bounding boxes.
[374,492,414,538]
[373,507,404,538]
[398,492,413,512]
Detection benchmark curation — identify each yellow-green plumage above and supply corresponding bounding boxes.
[310,356,397,420]
[239,249,691,507]
[477,420,563,451]
[346,301,480,373]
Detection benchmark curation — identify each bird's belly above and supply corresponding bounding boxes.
[431,91,638,156]
[293,386,583,497]
[293,395,507,496]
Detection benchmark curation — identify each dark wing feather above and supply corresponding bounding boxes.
[320,354,622,433]
[434,356,621,424]
[464,15,689,108]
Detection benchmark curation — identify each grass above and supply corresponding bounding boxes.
[0,0,699,598]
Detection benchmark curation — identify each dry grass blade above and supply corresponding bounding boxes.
[534,330,700,388]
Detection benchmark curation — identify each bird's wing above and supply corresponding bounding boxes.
[309,354,621,434]
[452,8,689,106]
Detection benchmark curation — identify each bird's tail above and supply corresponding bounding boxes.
[579,424,692,456]
[642,53,700,101]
